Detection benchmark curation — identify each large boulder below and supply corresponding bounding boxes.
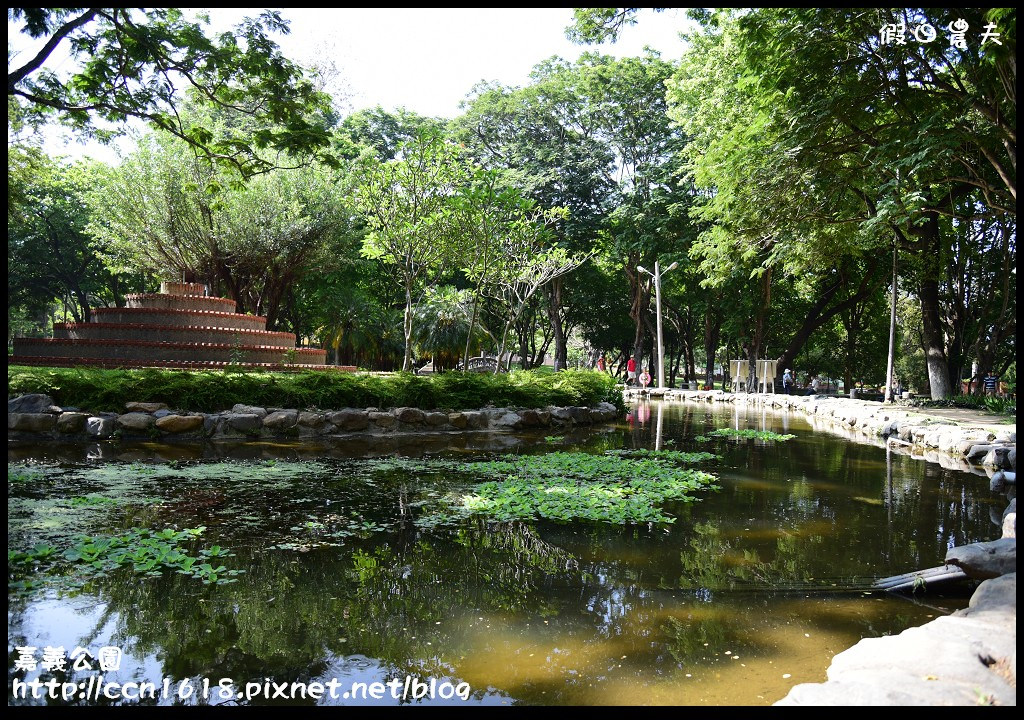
[424,411,448,427]
[569,407,592,424]
[462,411,487,429]
[776,574,1017,706]
[297,411,325,428]
[549,407,574,423]
[231,404,268,419]
[368,411,396,429]
[327,409,369,431]
[981,446,1011,469]
[86,416,116,438]
[518,409,550,427]
[945,539,1017,580]
[9,413,57,432]
[224,413,263,433]
[262,410,298,431]
[125,401,168,413]
[116,412,156,433]
[56,412,90,434]
[8,394,58,414]
[155,414,204,434]
[490,411,522,429]
[394,407,426,425]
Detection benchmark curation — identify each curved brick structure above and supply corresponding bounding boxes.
[10,283,343,370]
[125,293,237,312]
[92,307,267,331]
[54,323,298,347]
[15,338,326,364]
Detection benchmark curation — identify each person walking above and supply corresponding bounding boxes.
[597,354,606,373]
[627,356,637,386]
[782,368,794,395]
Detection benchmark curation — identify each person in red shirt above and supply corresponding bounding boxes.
[627,357,637,385]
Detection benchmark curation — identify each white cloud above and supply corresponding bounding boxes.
[10,7,694,162]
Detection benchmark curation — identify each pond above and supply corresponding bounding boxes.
[7,400,1002,706]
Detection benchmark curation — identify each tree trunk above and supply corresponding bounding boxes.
[704,302,720,388]
[843,323,856,393]
[519,325,530,371]
[546,279,567,371]
[402,280,414,372]
[625,255,650,377]
[684,320,696,385]
[667,343,677,387]
[463,294,481,372]
[917,215,953,399]
[747,267,772,392]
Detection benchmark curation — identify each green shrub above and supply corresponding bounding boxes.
[7,366,623,414]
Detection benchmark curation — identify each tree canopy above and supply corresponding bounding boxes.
[8,8,337,176]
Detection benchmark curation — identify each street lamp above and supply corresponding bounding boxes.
[637,260,678,390]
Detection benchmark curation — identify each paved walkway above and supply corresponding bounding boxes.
[901,405,1015,430]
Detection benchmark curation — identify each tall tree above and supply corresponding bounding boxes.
[353,128,464,371]
[8,152,129,327]
[8,8,337,176]
[448,166,543,370]
[88,128,351,330]
[485,208,587,372]
[667,8,1016,398]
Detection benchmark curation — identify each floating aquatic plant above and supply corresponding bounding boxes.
[604,448,720,463]
[9,526,245,591]
[419,451,719,526]
[699,428,795,442]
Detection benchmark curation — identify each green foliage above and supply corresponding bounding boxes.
[85,127,353,328]
[7,366,623,413]
[8,151,131,329]
[412,286,488,371]
[271,511,389,551]
[565,8,645,44]
[700,428,796,442]
[10,526,245,590]
[669,8,1015,399]
[605,448,720,463]
[9,8,336,177]
[431,451,719,525]
[353,127,467,370]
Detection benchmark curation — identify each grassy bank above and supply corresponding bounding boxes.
[8,366,624,414]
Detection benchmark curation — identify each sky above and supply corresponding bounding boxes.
[9,8,696,164]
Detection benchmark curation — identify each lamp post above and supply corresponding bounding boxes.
[637,260,678,390]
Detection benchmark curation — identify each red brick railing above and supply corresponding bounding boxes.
[12,338,327,365]
[92,307,267,330]
[54,323,297,347]
[8,356,355,372]
[125,294,237,311]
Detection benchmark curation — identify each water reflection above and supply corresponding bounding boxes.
[8,400,1000,706]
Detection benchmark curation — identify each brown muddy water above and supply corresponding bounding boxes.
[7,400,1002,706]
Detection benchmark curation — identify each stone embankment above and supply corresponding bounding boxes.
[627,389,1016,475]
[624,389,1017,706]
[7,393,621,442]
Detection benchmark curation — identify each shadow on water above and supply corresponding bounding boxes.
[8,400,999,706]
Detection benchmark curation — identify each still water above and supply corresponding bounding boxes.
[7,400,1001,706]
